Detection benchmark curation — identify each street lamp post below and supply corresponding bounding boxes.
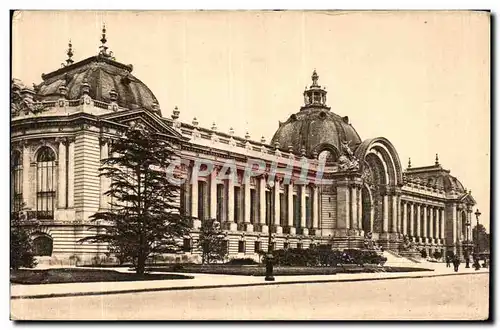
[473,209,481,271]
[465,220,471,268]
[265,182,275,281]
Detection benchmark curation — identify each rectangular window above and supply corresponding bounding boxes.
[238,240,245,253]
[280,193,286,226]
[250,189,256,224]
[293,195,299,227]
[216,184,224,221]
[254,241,261,253]
[234,186,241,222]
[183,238,191,252]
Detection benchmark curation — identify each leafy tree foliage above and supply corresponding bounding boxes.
[472,224,490,253]
[80,125,191,275]
[11,210,37,270]
[197,219,227,264]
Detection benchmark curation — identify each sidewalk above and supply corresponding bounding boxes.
[11,263,488,300]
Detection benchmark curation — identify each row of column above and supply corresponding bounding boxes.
[401,201,445,243]
[337,182,365,231]
[190,168,320,235]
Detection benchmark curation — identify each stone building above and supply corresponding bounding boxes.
[11,30,476,264]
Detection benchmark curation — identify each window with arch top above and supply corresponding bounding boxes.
[36,146,56,219]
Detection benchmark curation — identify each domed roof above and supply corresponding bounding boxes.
[35,55,160,115]
[270,70,361,157]
[33,27,161,115]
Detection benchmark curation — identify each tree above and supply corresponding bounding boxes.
[197,219,227,264]
[80,125,191,275]
[472,224,490,253]
[10,210,37,270]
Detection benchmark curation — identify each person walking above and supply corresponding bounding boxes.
[453,256,460,272]
[446,255,451,268]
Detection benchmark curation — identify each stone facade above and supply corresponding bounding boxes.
[10,33,476,264]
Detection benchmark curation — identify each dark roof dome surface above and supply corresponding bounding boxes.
[35,55,160,115]
[270,70,361,156]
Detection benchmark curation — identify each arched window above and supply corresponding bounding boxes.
[11,150,23,212]
[36,147,56,219]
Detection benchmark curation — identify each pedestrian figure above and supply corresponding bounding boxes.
[446,255,451,268]
[453,256,460,272]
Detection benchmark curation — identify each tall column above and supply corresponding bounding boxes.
[67,138,75,208]
[191,167,200,229]
[287,182,295,235]
[259,176,268,233]
[273,179,282,234]
[98,139,108,210]
[391,194,398,233]
[357,186,362,230]
[210,168,217,219]
[440,208,445,240]
[416,204,421,241]
[351,185,358,229]
[422,205,428,243]
[312,185,319,232]
[402,201,408,236]
[467,210,473,241]
[382,195,389,233]
[300,183,308,235]
[243,176,252,232]
[429,206,434,242]
[21,141,31,208]
[409,203,414,237]
[226,172,237,231]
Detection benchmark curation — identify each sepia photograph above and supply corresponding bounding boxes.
[9,9,490,321]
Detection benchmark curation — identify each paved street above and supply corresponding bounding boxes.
[11,273,489,320]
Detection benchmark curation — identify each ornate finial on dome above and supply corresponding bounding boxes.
[81,78,90,95]
[109,89,118,102]
[435,153,439,165]
[229,127,234,136]
[288,145,294,153]
[172,106,180,120]
[59,84,68,98]
[302,69,328,109]
[211,122,217,131]
[274,141,280,149]
[192,117,198,127]
[311,69,319,87]
[98,23,112,58]
[245,130,250,140]
[260,136,266,144]
[408,158,412,168]
[66,39,74,66]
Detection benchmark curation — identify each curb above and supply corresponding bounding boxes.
[11,271,488,300]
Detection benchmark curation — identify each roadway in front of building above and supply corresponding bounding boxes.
[11,273,489,320]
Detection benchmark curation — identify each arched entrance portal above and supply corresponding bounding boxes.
[33,234,53,256]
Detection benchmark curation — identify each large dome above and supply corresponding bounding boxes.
[271,70,361,157]
[35,54,160,115]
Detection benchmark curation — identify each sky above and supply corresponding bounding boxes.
[12,10,490,231]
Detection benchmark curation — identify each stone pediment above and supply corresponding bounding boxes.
[100,109,186,140]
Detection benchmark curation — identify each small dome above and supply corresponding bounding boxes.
[270,70,361,157]
[35,55,161,115]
